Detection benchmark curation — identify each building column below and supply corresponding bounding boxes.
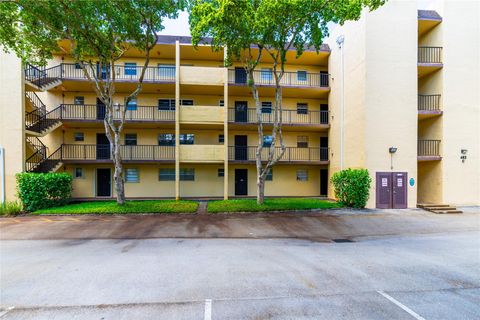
[175,40,180,200]
[223,47,229,200]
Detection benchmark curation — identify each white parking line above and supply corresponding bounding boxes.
[377,291,426,320]
[204,299,212,320]
[0,306,15,318]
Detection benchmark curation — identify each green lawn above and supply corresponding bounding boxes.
[33,200,198,215]
[207,198,340,213]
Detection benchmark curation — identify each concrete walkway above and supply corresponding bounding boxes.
[1,208,478,241]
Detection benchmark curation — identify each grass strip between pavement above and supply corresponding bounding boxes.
[208,198,340,213]
[33,200,198,215]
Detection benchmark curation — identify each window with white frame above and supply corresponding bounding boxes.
[127,98,137,111]
[297,70,307,82]
[124,133,137,146]
[296,169,308,181]
[124,62,137,76]
[125,168,139,182]
[218,168,224,177]
[261,101,272,114]
[74,96,84,105]
[159,168,175,181]
[74,132,84,142]
[263,135,273,147]
[179,134,194,145]
[266,168,273,181]
[219,100,224,107]
[297,103,308,115]
[74,167,84,178]
[158,133,175,146]
[180,168,195,181]
[158,64,175,79]
[297,136,308,148]
[261,68,273,82]
[158,99,175,110]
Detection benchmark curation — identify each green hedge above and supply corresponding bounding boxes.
[331,169,372,208]
[16,172,72,211]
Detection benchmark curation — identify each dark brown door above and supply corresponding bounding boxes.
[96,133,110,160]
[234,135,248,160]
[235,169,248,196]
[376,172,392,209]
[96,168,111,197]
[96,98,106,120]
[392,172,408,209]
[235,101,248,122]
[234,67,247,84]
[320,169,328,196]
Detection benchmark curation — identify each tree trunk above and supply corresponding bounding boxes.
[112,131,125,205]
[257,174,265,205]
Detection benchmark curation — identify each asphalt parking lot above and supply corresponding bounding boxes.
[1,208,479,319]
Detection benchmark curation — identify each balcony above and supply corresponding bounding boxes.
[418,140,441,161]
[228,69,329,88]
[228,146,329,164]
[418,94,442,118]
[51,104,175,123]
[60,144,175,163]
[24,63,177,91]
[180,105,225,124]
[179,145,224,163]
[179,66,226,86]
[418,47,443,77]
[228,108,329,128]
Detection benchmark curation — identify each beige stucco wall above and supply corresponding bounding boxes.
[0,52,24,201]
[440,0,480,205]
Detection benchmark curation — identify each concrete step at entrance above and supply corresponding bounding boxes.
[418,203,463,214]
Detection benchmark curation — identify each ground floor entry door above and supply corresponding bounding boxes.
[320,169,328,196]
[376,172,407,209]
[235,169,248,196]
[96,168,111,197]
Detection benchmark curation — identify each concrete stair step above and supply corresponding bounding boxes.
[417,204,450,208]
[426,206,457,211]
[431,209,463,214]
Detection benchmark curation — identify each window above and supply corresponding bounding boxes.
[127,98,137,111]
[261,68,273,81]
[74,63,82,69]
[158,64,175,78]
[158,133,175,146]
[181,99,194,106]
[124,62,137,76]
[297,103,308,115]
[297,136,308,148]
[219,100,224,107]
[263,135,273,147]
[74,96,84,105]
[218,168,224,177]
[74,132,84,142]
[297,70,307,82]
[219,134,224,144]
[159,168,175,181]
[180,134,194,145]
[296,169,308,181]
[261,101,272,114]
[158,99,175,110]
[180,168,195,181]
[125,168,139,183]
[74,167,83,178]
[125,133,137,146]
[266,168,273,181]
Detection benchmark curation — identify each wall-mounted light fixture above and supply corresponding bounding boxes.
[389,147,397,170]
[461,149,468,163]
[389,147,397,154]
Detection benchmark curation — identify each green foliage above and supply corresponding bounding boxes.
[0,201,23,216]
[16,173,72,212]
[331,169,372,208]
[189,0,385,64]
[207,198,340,213]
[0,0,184,65]
[33,200,198,214]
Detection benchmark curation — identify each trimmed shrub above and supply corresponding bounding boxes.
[331,168,372,208]
[0,201,23,216]
[16,172,72,212]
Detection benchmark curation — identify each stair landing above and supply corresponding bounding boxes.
[418,203,463,214]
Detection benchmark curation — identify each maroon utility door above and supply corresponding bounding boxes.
[376,172,408,209]
[376,172,392,209]
[392,172,408,209]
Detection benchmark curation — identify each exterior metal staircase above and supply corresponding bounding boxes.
[26,145,62,173]
[24,63,62,91]
[24,92,62,136]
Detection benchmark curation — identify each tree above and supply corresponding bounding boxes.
[0,0,184,204]
[189,0,384,204]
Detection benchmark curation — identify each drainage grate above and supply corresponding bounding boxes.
[332,239,355,243]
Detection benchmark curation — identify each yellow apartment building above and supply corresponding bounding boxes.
[0,0,478,209]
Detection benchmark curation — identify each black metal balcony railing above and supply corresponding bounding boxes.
[228,108,329,125]
[54,104,175,122]
[228,69,329,88]
[26,63,176,83]
[418,94,441,111]
[61,144,175,161]
[228,146,329,162]
[418,140,441,157]
[418,46,442,64]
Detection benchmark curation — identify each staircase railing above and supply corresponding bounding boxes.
[25,145,62,173]
[25,91,47,115]
[25,105,63,133]
[26,137,47,159]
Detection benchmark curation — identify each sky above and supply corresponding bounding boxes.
[160,11,191,36]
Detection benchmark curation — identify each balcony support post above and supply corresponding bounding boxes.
[223,47,229,200]
[174,40,180,200]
